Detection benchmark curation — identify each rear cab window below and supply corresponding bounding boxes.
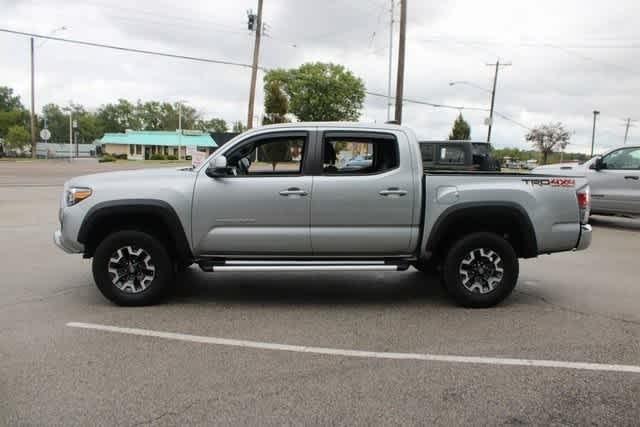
[322,132,399,175]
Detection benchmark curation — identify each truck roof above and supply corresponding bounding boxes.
[246,121,413,133]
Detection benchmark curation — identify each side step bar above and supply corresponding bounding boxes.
[198,260,410,272]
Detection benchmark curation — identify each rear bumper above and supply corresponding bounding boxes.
[53,229,82,254]
[575,224,592,251]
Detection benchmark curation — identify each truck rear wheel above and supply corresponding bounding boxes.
[442,232,518,308]
[92,230,174,306]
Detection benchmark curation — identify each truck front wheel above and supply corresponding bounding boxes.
[442,232,519,308]
[92,230,175,306]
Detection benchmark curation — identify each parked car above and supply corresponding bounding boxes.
[344,154,373,170]
[534,145,640,217]
[54,122,591,308]
[419,140,501,171]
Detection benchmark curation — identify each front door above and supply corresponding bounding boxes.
[589,147,640,215]
[310,130,417,255]
[191,131,313,255]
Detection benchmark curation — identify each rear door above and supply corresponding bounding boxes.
[191,130,313,255]
[588,146,640,215]
[310,130,417,255]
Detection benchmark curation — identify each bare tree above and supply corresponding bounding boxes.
[526,122,570,165]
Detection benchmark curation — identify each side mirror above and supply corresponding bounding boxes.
[205,155,228,178]
[593,157,604,171]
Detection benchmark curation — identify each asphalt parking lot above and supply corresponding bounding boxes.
[1,160,639,425]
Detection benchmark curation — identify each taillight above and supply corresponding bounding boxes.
[576,185,590,224]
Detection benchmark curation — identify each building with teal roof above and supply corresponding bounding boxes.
[98,130,217,160]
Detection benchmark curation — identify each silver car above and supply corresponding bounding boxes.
[534,145,640,216]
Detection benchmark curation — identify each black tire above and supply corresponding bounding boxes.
[92,230,175,306]
[442,232,518,308]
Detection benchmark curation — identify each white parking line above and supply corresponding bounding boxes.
[67,322,640,374]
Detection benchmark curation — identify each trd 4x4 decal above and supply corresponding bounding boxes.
[522,178,576,187]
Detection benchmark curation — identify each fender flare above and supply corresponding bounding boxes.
[424,201,538,258]
[77,199,192,259]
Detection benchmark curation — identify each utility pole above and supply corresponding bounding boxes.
[178,102,182,160]
[386,0,394,121]
[30,37,36,158]
[68,111,73,162]
[246,0,264,130]
[590,110,600,157]
[485,60,511,143]
[623,118,635,145]
[394,0,406,124]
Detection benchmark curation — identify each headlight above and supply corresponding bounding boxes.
[65,187,92,206]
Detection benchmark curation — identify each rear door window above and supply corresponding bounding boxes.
[322,135,398,175]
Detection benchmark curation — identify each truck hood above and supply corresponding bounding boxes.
[66,167,196,188]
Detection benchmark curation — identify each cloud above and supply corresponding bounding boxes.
[1,0,638,153]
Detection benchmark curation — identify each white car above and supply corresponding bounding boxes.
[534,145,640,217]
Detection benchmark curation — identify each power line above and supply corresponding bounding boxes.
[366,90,488,111]
[367,91,531,130]
[418,37,640,50]
[83,0,243,32]
[419,37,638,74]
[3,27,532,131]
[492,111,531,130]
[0,28,257,70]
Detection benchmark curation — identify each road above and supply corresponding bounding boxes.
[1,161,638,425]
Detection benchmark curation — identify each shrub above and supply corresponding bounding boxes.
[150,153,166,160]
[166,155,178,161]
[114,153,128,160]
[99,154,116,163]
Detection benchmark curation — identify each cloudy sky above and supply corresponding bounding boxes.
[2,0,639,153]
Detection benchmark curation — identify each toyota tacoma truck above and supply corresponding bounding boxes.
[54,122,592,308]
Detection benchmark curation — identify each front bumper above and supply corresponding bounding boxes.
[53,230,82,254]
[575,224,592,251]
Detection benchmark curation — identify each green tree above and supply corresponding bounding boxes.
[41,103,69,143]
[0,86,23,111]
[0,110,28,139]
[259,141,292,171]
[4,125,30,150]
[75,113,103,143]
[232,121,247,133]
[526,122,571,165]
[196,118,227,132]
[96,99,141,133]
[0,86,27,139]
[448,113,471,140]
[262,79,289,124]
[265,62,365,122]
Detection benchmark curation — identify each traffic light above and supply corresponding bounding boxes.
[247,14,256,31]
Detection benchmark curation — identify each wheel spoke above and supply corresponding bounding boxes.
[458,247,503,294]
[108,245,156,294]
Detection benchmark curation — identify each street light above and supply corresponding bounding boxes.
[448,81,491,94]
[176,100,188,160]
[591,110,600,157]
[30,26,68,157]
[37,26,68,47]
[449,80,495,143]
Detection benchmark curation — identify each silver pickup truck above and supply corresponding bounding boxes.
[54,122,592,308]
[534,145,640,217]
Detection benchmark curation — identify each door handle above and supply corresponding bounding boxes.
[379,187,408,197]
[624,176,639,180]
[279,187,308,196]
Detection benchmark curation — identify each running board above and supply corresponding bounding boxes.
[198,260,410,272]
